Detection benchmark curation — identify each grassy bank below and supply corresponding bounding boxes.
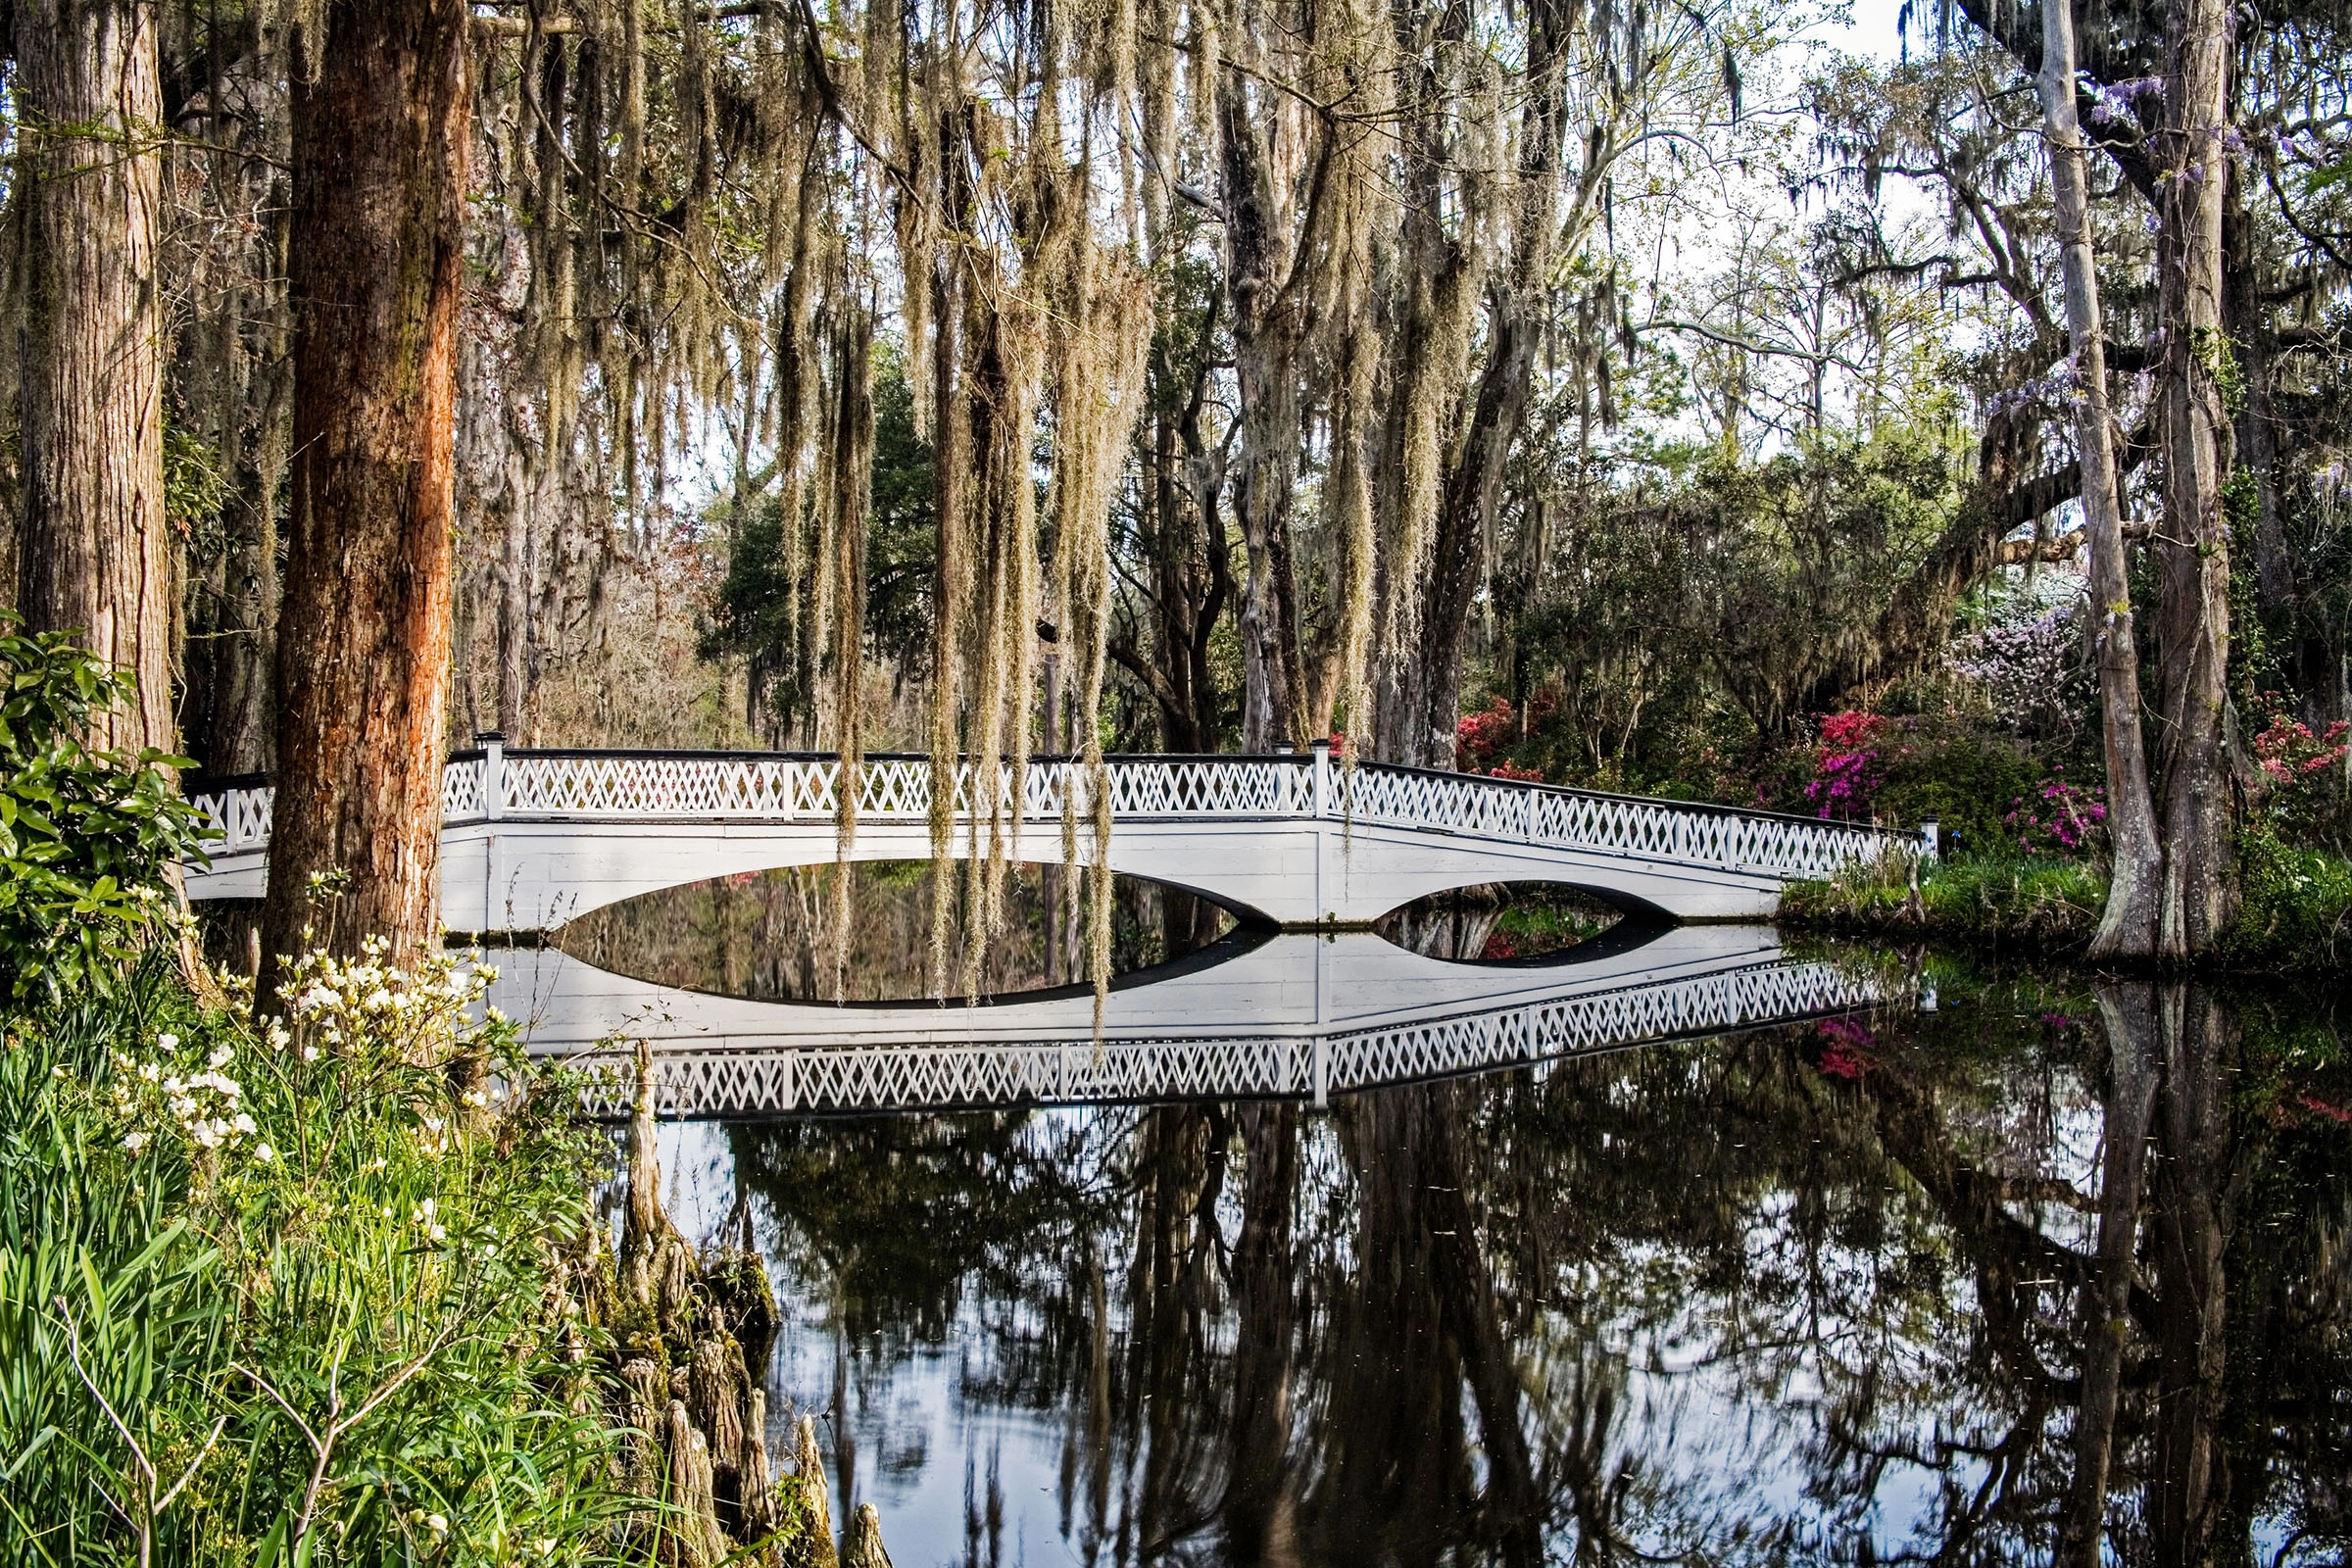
[3,936,884,1567]
[1780,834,2352,971]
[0,627,876,1567]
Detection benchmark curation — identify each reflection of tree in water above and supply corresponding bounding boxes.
[723,976,2352,1564]
[1372,882,1620,960]
[563,862,1234,1000]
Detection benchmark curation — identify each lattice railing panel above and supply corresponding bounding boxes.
[1336,765,1894,879]
[189,782,274,854]
[564,959,1891,1117]
[443,760,484,818]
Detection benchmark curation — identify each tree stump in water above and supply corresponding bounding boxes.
[841,1504,895,1568]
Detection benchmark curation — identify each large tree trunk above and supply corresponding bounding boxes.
[2037,0,2163,958]
[2151,0,2237,956]
[1409,297,1539,768]
[1390,0,1568,770]
[1216,51,1305,754]
[262,0,470,967]
[13,0,171,754]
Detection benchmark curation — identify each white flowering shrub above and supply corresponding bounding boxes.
[1948,581,2098,746]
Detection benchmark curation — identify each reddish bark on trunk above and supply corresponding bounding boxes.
[262,0,469,968]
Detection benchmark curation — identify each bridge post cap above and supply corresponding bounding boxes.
[1272,743,1295,755]
[475,730,507,745]
[1309,738,1330,755]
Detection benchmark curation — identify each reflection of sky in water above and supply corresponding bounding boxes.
[645,1106,2004,1564]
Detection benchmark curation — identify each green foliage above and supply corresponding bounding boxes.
[0,948,637,1566]
[1782,851,2106,955]
[706,342,935,739]
[1789,834,2352,973]
[0,618,212,1003]
[163,426,233,531]
[1487,420,1975,788]
[2222,831,2352,970]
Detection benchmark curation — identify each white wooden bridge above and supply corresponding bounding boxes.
[185,743,1910,931]
[476,924,1896,1118]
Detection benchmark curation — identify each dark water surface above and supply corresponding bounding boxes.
[635,954,2352,1564]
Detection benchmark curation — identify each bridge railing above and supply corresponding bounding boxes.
[1335,760,1900,880]
[564,956,1895,1117]
[188,747,1910,882]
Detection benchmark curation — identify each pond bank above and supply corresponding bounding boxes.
[1778,833,2352,970]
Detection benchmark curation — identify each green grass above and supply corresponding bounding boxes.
[1,945,659,1567]
[1782,851,2106,956]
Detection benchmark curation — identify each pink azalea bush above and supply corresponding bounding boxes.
[2250,697,2351,848]
[2004,773,2108,857]
[1804,710,1891,821]
[1455,696,1517,771]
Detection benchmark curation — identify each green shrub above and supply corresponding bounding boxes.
[0,947,632,1567]
[2223,832,2352,970]
[1782,849,2105,956]
[0,619,212,1003]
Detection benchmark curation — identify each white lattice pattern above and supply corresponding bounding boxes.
[564,958,1889,1118]
[193,782,273,853]
[190,748,1905,882]
[1333,765,1890,879]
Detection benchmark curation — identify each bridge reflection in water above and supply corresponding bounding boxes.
[485,922,1902,1118]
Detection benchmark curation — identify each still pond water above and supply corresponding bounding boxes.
[591,871,2352,1565]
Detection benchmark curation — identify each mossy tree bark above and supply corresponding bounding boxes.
[2149,0,2238,956]
[2035,0,2163,959]
[12,0,171,754]
[261,0,467,967]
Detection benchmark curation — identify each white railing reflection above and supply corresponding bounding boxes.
[559,956,1893,1118]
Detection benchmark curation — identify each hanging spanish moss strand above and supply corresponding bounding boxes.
[1330,297,1380,770]
[957,292,1044,1004]
[825,306,876,1000]
[924,192,974,996]
[1051,241,1153,1034]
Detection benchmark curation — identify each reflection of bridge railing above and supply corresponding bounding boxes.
[562,956,1891,1118]
[190,746,1908,881]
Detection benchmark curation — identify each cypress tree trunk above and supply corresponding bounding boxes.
[12,0,171,754]
[2037,0,2163,958]
[261,0,469,967]
[2151,0,2237,956]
